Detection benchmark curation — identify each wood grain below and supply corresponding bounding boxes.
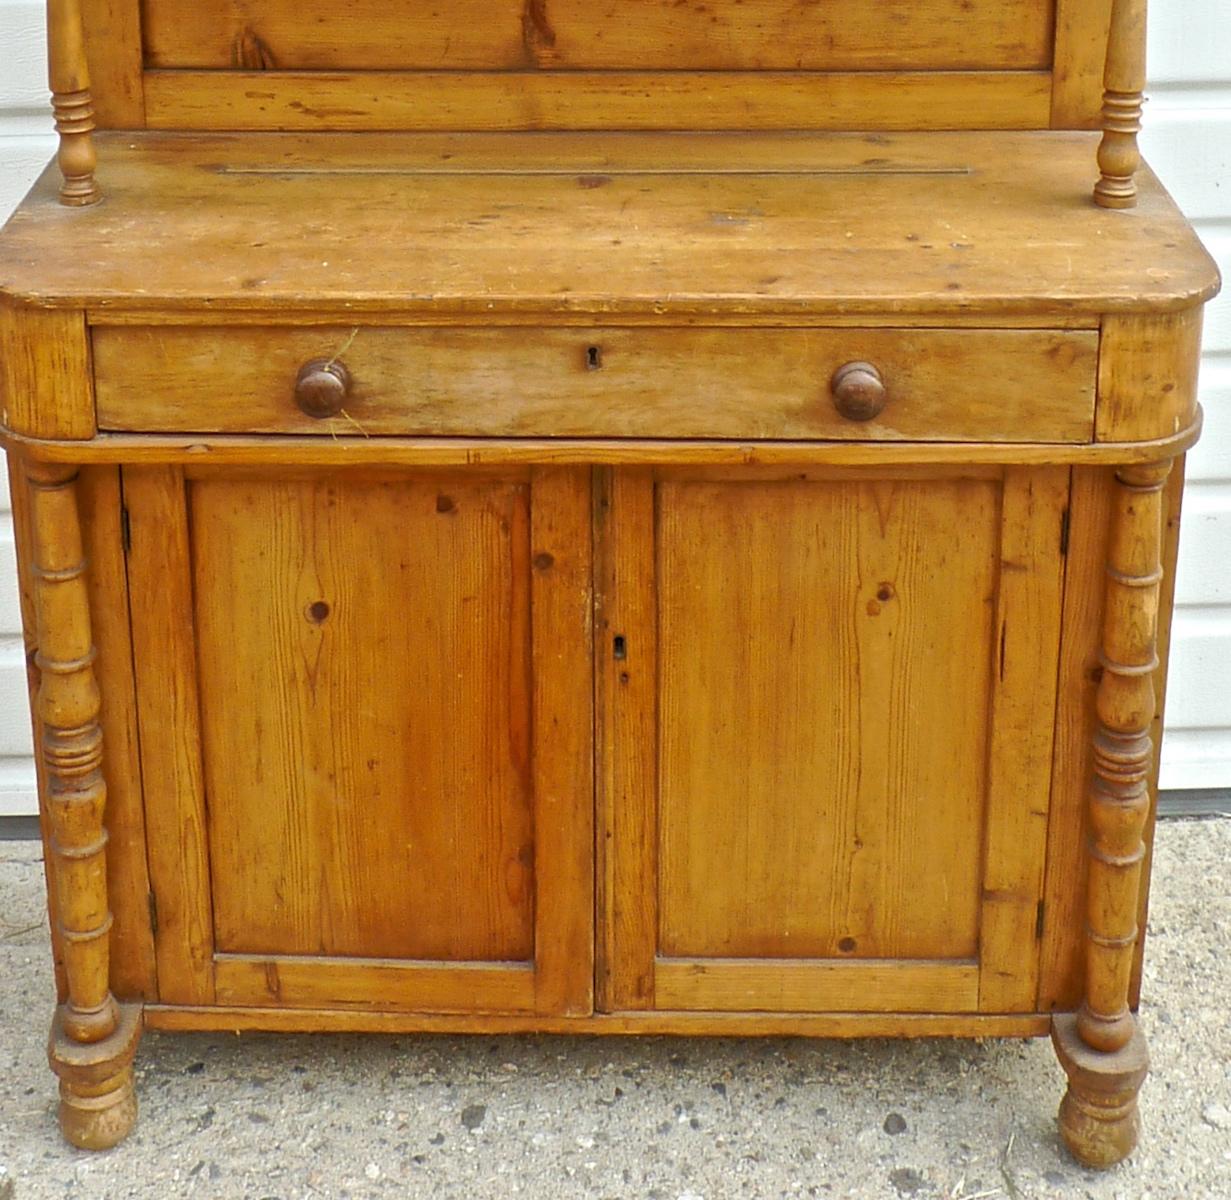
[0,304,94,440]
[1035,460,1180,1017]
[26,459,117,1041]
[48,0,100,204]
[654,474,999,963]
[214,956,537,1013]
[1,132,1216,317]
[92,326,1097,443]
[5,421,1206,470]
[125,464,593,1014]
[140,0,1052,71]
[25,458,138,1148]
[78,467,156,1001]
[1096,309,1205,443]
[145,1004,1052,1040]
[80,0,145,128]
[1094,0,1148,208]
[87,313,1102,329]
[1077,460,1169,1053]
[1051,0,1114,129]
[190,472,536,962]
[122,466,216,1006]
[142,70,1052,134]
[654,960,979,1014]
[528,467,594,1017]
[595,468,658,1011]
[0,0,1213,1159]
[978,468,1068,1012]
[1037,468,1114,1013]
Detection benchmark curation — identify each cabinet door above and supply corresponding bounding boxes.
[127,465,592,1015]
[598,466,1068,1016]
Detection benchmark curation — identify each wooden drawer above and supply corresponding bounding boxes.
[92,326,1097,442]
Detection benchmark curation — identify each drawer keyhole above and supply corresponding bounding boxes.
[586,345,603,371]
[613,635,627,660]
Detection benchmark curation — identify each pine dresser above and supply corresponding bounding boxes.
[0,0,1220,1166]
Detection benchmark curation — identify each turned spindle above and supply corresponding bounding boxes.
[1094,0,1148,209]
[1055,459,1170,1168]
[26,460,138,1149]
[47,0,100,206]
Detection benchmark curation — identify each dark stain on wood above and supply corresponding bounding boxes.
[522,0,558,66]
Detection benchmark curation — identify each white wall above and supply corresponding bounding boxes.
[0,5,1228,813]
[1142,1,1231,788]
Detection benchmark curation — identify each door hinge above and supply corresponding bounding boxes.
[120,504,132,554]
[1035,899,1046,940]
[147,890,159,935]
[1058,507,1070,557]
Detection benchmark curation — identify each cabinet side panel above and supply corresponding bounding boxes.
[80,466,156,999]
[977,466,1068,1012]
[1096,310,1204,444]
[1038,467,1113,1012]
[0,305,94,440]
[123,465,216,1005]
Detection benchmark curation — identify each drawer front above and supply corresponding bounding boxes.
[93,326,1097,443]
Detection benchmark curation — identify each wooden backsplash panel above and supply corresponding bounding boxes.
[141,0,1055,72]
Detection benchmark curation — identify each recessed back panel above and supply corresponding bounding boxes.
[141,0,1054,72]
[79,0,1112,130]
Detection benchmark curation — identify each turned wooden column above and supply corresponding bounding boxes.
[47,0,100,206]
[1094,0,1148,209]
[1054,458,1170,1168]
[27,459,139,1149]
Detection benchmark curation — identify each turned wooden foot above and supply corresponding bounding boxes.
[49,1002,142,1150]
[1053,1013,1148,1168]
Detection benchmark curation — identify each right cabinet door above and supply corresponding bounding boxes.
[597,465,1070,1016]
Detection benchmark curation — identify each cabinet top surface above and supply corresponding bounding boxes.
[0,130,1218,319]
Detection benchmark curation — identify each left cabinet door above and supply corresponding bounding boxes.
[125,465,593,1016]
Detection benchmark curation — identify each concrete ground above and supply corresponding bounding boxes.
[1,819,1228,1200]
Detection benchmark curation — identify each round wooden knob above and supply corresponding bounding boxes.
[294,358,352,419]
[830,361,887,422]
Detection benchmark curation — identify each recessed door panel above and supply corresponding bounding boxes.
[191,474,534,962]
[656,477,997,963]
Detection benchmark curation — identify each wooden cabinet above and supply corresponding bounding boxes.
[0,0,1220,1172]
